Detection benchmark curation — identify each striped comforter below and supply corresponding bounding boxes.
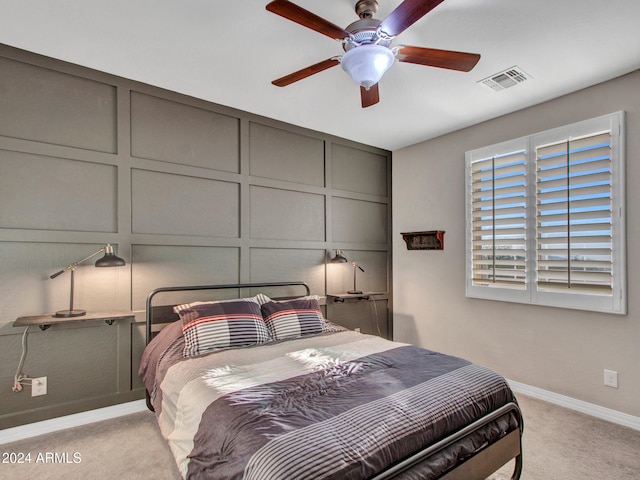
[140,328,517,479]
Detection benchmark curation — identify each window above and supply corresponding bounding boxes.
[465,112,626,314]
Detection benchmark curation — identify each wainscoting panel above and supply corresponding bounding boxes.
[327,249,389,294]
[130,91,240,172]
[0,150,117,232]
[130,322,146,391]
[0,56,117,153]
[332,197,389,245]
[249,248,327,295]
[249,186,326,241]
[0,322,119,419]
[0,242,127,322]
[327,299,389,338]
[249,122,325,187]
[131,169,240,237]
[332,144,388,196]
[130,245,241,311]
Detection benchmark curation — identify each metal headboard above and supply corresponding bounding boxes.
[145,281,311,345]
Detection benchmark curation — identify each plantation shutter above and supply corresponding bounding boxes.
[535,131,613,295]
[470,150,527,289]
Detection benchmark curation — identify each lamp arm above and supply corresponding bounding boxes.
[49,247,107,279]
[353,262,365,272]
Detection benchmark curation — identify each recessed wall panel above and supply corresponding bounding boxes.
[327,299,388,338]
[131,169,239,237]
[0,325,118,416]
[250,186,325,241]
[0,150,117,232]
[250,248,326,295]
[332,144,388,196]
[131,244,240,310]
[131,323,145,390]
[0,57,116,152]
[327,249,388,294]
[130,92,239,172]
[332,197,388,244]
[0,242,127,323]
[249,123,324,186]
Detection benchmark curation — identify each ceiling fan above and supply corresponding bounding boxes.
[266,0,481,108]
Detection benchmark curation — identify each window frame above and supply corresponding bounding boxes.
[465,112,626,314]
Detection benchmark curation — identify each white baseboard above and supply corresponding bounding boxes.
[0,399,148,445]
[508,379,640,432]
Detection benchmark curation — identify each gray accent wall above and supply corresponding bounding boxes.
[0,44,391,429]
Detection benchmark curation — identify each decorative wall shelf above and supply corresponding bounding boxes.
[327,292,386,302]
[14,311,135,331]
[401,230,445,250]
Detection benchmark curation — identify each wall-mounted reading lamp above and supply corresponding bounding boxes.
[330,249,365,294]
[49,244,126,318]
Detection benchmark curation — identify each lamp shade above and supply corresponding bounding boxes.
[50,243,126,318]
[331,250,348,263]
[341,44,395,88]
[95,244,126,267]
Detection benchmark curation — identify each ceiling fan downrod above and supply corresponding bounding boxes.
[355,0,379,19]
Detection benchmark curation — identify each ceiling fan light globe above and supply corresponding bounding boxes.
[341,45,394,88]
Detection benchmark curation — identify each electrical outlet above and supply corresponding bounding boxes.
[604,369,618,388]
[354,327,361,333]
[31,376,47,397]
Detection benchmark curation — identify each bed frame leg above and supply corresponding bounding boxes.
[510,452,523,479]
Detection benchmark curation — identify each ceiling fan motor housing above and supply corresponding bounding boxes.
[343,18,392,51]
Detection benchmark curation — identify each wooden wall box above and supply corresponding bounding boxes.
[401,230,445,250]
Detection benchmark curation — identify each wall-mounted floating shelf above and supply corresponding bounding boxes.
[14,311,135,331]
[401,230,445,250]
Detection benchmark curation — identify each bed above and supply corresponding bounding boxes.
[139,281,523,480]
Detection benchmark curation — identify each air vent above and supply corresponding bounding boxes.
[479,66,530,92]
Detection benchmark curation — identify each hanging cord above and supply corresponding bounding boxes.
[369,296,382,337]
[12,326,33,392]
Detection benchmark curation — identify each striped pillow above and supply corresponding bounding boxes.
[175,299,271,357]
[260,297,336,340]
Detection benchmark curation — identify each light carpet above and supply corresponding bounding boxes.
[1,394,639,479]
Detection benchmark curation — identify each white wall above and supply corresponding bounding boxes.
[392,69,640,417]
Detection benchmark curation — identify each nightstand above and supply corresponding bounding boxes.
[14,311,135,331]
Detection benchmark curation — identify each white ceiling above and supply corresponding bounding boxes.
[1,0,639,151]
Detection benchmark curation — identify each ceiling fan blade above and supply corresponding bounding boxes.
[397,45,480,72]
[272,58,340,87]
[379,0,445,38]
[360,84,380,108]
[266,0,351,40]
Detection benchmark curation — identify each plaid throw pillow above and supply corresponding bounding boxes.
[260,297,336,340]
[175,299,271,357]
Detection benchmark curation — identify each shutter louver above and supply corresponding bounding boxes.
[470,150,527,289]
[535,132,613,295]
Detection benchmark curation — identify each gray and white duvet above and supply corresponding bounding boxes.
[139,327,518,479]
